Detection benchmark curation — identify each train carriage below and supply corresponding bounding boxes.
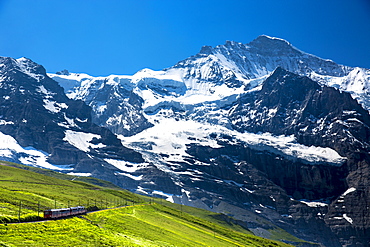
[43,206,86,219]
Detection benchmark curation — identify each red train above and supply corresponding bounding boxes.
[43,206,87,219]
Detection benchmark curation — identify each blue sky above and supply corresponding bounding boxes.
[0,0,369,76]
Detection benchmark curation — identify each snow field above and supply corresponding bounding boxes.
[63,130,106,152]
[0,132,70,170]
[120,115,346,166]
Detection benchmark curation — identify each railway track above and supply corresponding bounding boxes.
[4,203,146,225]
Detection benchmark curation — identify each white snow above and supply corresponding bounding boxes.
[260,35,291,44]
[104,159,145,173]
[136,186,149,195]
[67,172,92,177]
[167,196,175,203]
[37,85,69,113]
[237,132,346,165]
[59,114,79,128]
[299,200,329,208]
[119,118,222,158]
[120,117,345,166]
[50,64,249,111]
[48,72,133,100]
[0,120,14,125]
[37,85,54,96]
[343,214,353,224]
[15,57,44,81]
[63,130,105,152]
[76,118,88,123]
[0,132,70,170]
[310,68,370,111]
[181,188,192,201]
[43,99,68,113]
[343,187,356,196]
[152,190,174,201]
[131,66,244,109]
[117,173,143,181]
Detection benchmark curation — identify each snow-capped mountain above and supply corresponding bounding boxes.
[0,56,143,182]
[49,35,370,133]
[2,35,370,246]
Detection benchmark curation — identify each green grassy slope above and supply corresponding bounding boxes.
[140,196,313,246]
[141,196,254,236]
[0,161,292,246]
[0,162,143,223]
[0,204,292,247]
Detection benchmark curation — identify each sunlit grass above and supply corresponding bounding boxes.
[0,161,293,246]
[0,162,143,223]
[0,204,292,247]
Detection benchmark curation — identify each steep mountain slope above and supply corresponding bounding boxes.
[2,35,370,246]
[51,70,153,136]
[167,35,350,85]
[0,56,143,183]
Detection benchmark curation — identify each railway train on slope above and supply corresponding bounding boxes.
[43,206,86,219]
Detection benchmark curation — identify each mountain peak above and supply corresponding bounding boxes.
[0,56,46,82]
[223,40,244,47]
[256,34,291,43]
[249,35,291,46]
[199,45,213,54]
[247,35,297,55]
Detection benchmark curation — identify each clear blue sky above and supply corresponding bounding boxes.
[0,0,369,76]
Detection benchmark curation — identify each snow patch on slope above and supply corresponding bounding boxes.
[50,66,249,111]
[342,187,356,196]
[299,199,329,208]
[104,158,146,173]
[36,85,68,113]
[48,73,134,100]
[67,172,92,177]
[120,116,345,166]
[310,67,370,110]
[0,120,14,125]
[343,214,353,224]
[0,132,70,170]
[16,57,45,81]
[63,130,105,152]
[43,100,68,113]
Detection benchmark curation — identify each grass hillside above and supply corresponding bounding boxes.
[0,161,143,223]
[0,161,293,246]
[0,204,292,246]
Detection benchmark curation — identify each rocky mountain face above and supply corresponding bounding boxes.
[0,56,143,183]
[2,35,370,246]
[169,35,350,84]
[230,68,370,246]
[49,71,153,136]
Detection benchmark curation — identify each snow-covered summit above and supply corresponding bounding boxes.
[50,35,369,114]
[48,35,370,148]
[0,57,46,82]
[170,35,351,82]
